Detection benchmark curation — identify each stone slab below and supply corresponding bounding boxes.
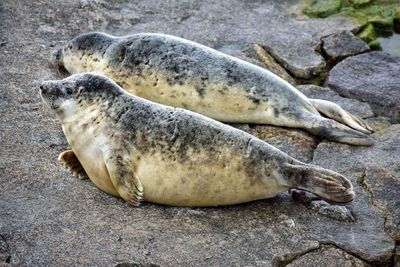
[325,51,400,123]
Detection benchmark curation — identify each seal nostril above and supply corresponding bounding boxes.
[55,48,63,61]
[40,83,49,93]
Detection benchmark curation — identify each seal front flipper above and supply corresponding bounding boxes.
[283,162,355,204]
[102,147,144,206]
[309,99,373,134]
[58,150,89,180]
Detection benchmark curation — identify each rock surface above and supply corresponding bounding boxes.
[321,30,370,61]
[313,124,400,254]
[0,0,398,266]
[261,16,355,80]
[325,51,400,123]
[285,245,371,267]
[360,166,400,242]
[253,44,296,85]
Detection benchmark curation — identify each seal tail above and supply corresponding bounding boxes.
[283,162,355,205]
[309,99,373,134]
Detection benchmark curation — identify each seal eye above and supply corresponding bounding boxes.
[66,87,73,95]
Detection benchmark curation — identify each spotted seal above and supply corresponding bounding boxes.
[40,73,354,206]
[55,32,373,146]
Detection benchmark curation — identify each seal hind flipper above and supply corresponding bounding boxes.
[284,163,355,204]
[58,150,89,180]
[297,112,374,146]
[102,147,144,206]
[309,99,373,134]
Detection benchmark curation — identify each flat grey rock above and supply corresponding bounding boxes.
[325,51,400,123]
[313,124,400,244]
[308,201,355,223]
[261,17,356,79]
[360,166,400,242]
[286,245,371,267]
[321,31,369,61]
[297,84,374,119]
[0,0,396,266]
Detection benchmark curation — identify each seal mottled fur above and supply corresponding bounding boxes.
[40,73,354,206]
[56,32,373,146]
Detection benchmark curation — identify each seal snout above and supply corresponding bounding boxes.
[53,47,68,73]
[40,81,52,95]
[39,81,62,98]
[39,80,67,110]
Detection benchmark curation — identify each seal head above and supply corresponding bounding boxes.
[40,78,76,110]
[40,72,122,108]
[56,32,114,74]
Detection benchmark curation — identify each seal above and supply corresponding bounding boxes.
[40,73,355,207]
[56,32,374,146]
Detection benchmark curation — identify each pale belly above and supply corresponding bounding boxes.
[63,124,119,197]
[136,150,288,207]
[106,70,282,124]
[74,147,119,197]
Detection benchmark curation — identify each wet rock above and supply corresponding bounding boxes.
[325,51,400,123]
[297,84,373,119]
[321,30,369,61]
[232,124,319,163]
[286,245,371,267]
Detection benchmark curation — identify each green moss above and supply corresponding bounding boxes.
[349,0,372,8]
[303,0,343,18]
[357,23,378,42]
[368,39,382,49]
[302,0,400,49]
[335,7,370,25]
[363,5,396,29]
[394,6,400,20]
[302,0,399,28]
